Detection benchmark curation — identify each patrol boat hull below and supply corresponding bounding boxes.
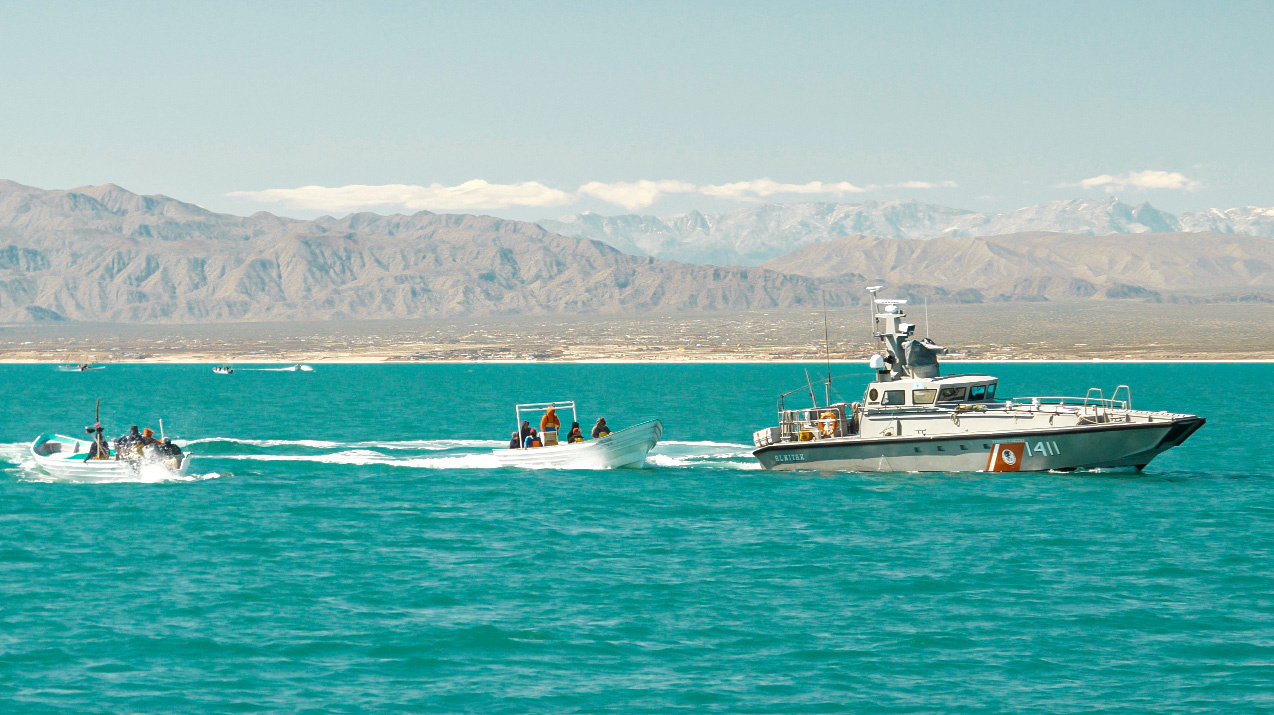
[754,415,1204,473]
[492,420,663,469]
[30,433,191,482]
[751,287,1206,474]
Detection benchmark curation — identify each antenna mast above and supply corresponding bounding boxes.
[822,291,832,405]
[924,297,929,339]
[865,286,884,341]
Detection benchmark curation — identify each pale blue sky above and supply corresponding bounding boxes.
[1,0,1271,219]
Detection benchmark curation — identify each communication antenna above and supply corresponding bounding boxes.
[924,297,929,339]
[865,285,883,338]
[822,290,832,405]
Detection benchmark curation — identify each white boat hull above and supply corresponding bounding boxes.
[30,434,191,482]
[492,420,663,469]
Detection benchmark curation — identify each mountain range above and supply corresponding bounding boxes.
[1,180,1271,323]
[762,232,1274,303]
[0,180,847,322]
[541,199,1274,266]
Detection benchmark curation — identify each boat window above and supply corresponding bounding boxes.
[969,385,987,401]
[882,390,905,406]
[912,389,937,405]
[986,383,997,400]
[938,387,966,402]
[868,388,879,402]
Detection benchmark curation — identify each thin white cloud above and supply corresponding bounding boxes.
[231,176,961,213]
[700,179,872,201]
[576,180,697,211]
[889,180,959,189]
[228,180,575,213]
[1067,170,1203,193]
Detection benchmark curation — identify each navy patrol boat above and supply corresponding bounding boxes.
[752,288,1205,473]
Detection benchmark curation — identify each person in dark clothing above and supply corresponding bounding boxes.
[591,418,611,439]
[115,425,142,459]
[509,431,521,449]
[83,424,110,461]
[140,427,159,447]
[518,420,533,444]
[566,422,584,443]
[156,438,182,458]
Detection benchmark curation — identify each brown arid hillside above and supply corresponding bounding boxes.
[3,180,1271,324]
[762,232,1274,302]
[0,181,859,322]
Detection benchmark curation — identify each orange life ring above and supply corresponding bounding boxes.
[819,411,837,437]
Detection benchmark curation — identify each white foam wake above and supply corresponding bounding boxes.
[183,437,503,450]
[645,454,762,470]
[184,437,343,448]
[216,449,502,469]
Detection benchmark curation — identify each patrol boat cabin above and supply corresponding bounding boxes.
[752,288,1205,473]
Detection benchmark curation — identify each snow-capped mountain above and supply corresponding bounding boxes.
[541,199,1274,266]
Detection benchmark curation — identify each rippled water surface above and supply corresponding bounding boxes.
[1,362,1270,713]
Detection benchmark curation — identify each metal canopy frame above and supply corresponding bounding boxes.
[514,401,578,449]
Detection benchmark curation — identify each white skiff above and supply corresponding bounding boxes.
[30,433,191,482]
[492,419,664,469]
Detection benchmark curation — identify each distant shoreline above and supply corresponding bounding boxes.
[6,357,1274,365]
[4,304,1272,364]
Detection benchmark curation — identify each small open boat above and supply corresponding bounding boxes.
[212,366,234,374]
[58,363,104,372]
[30,433,191,482]
[491,401,663,469]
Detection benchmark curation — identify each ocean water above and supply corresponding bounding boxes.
[0,362,1270,713]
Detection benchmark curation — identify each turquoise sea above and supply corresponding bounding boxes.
[0,362,1270,713]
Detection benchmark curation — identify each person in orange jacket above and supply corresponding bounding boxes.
[540,407,561,437]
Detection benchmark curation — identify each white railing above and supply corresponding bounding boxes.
[776,405,849,442]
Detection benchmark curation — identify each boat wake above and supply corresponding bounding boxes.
[0,437,759,479]
[645,441,762,470]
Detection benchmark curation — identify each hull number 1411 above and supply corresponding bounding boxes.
[1026,441,1062,457]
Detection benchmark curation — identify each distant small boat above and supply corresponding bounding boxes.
[58,363,104,372]
[492,401,663,469]
[212,366,234,375]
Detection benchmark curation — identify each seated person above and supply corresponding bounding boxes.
[83,425,110,461]
[140,428,159,446]
[509,431,521,449]
[591,417,611,439]
[566,422,584,443]
[523,428,542,448]
[157,438,183,457]
[115,425,142,458]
